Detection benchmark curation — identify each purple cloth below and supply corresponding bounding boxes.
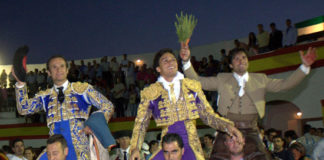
[152,121,196,160]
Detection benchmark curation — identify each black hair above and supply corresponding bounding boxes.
[11,138,24,148]
[284,130,298,140]
[153,48,176,70]
[204,134,215,141]
[46,55,68,70]
[162,133,184,149]
[47,134,68,149]
[228,48,248,64]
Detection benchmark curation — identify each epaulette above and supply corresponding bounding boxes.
[183,78,202,92]
[140,82,163,100]
[37,88,52,96]
[72,82,89,94]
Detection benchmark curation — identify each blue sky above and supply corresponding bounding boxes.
[0,0,323,65]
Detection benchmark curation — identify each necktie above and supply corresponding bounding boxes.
[123,151,127,160]
[57,87,64,104]
[169,83,176,104]
[238,79,245,97]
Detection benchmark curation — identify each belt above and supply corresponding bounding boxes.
[234,121,256,129]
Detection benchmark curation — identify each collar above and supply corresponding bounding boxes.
[120,146,130,154]
[54,80,69,92]
[157,71,184,86]
[233,72,249,85]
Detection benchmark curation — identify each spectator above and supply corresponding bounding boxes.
[110,57,119,82]
[126,61,136,88]
[269,22,283,50]
[190,56,200,72]
[10,138,27,160]
[46,134,68,160]
[121,54,130,78]
[233,39,249,51]
[289,142,311,160]
[265,128,277,152]
[256,24,270,53]
[219,49,230,72]
[312,138,324,160]
[203,134,214,159]
[162,133,184,160]
[283,19,298,47]
[210,133,267,160]
[284,130,299,147]
[146,140,159,160]
[23,147,35,160]
[296,124,321,156]
[0,69,7,88]
[128,84,138,117]
[110,130,134,160]
[247,32,258,56]
[2,145,13,160]
[272,135,294,160]
[111,77,126,117]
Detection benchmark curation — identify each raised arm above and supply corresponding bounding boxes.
[266,47,317,92]
[130,91,153,160]
[180,46,220,91]
[13,67,44,115]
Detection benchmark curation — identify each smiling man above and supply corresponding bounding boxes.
[46,134,68,160]
[130,48,243,160]
[13,55,114,160]
[180,45,317,159]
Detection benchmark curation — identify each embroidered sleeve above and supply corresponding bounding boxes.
[187,79,234,132]
[85,84,114,123]
[15,85,44,115]
[130,90,153,153]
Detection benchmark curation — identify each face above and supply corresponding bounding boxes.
[291,148,301,160]
[269,132,277,142]
[24,149,34,160]
[118,136,130,150]
[47,57,68,86]
[273,138,284,150]
[203,136,213,146]
[156,53,178,82]
[224,136,244,155]
[230,52,249,75]
[13,141,25,156]
[163,141,184,160]
[47,142,68,160]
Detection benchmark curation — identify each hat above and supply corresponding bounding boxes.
[114,130,132,139]
[12,45,29,82]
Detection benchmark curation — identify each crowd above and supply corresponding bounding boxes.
[1,124,323,160]
[231,19,298,56]
[0,51,228,121]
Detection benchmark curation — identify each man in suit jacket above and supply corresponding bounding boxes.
[179,46,317,159]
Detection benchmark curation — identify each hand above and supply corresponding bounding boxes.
[179,42,191,62]
[11,67,25,86]
[130,148,140,160]
[299,47,317,67]
[227,125,244,145]
[82,126,93,135]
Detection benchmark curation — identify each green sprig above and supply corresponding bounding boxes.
[174,12,198,43]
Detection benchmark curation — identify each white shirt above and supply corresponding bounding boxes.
[9,155,27,160]
[54,80,69,92]
[233,72,249,97]
[157,71,184,101]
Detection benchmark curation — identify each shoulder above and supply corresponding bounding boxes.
[37,88,52,96]
[72,82,90,94]
[183,78,202,92]
[141,82,162,100]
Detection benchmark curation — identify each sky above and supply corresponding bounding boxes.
[0,0,324,65]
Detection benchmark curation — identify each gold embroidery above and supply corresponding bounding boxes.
[72,82,89,94]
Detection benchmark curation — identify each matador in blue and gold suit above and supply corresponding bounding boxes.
[15,80,114,160]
